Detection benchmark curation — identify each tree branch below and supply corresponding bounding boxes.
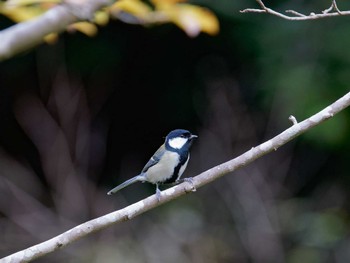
[241,0,350,20]
[0,0,109,61]
[2,90,350,262]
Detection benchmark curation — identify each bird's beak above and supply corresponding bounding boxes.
[190,134,198,140]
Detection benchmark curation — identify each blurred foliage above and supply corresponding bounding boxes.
[1,0,350,262]
[0,0,219,42]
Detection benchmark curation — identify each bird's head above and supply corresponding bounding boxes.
[165,129,198,151]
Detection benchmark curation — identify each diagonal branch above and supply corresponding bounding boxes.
[241,0,350,20]
[2,90,350,262]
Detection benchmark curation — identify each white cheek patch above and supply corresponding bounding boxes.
[168,137,187,149]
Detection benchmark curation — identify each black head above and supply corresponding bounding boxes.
[165,129,198,151]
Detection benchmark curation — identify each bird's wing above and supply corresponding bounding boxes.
[141,144,165,173]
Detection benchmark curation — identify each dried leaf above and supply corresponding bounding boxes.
[109,0,152,19]
[94,10,109,26]
[0,6,44,22]
[151,0,186,6]
[44,33,59,44]
[68,22,98,37]
[3,0,59,8]
[160,4,219,37]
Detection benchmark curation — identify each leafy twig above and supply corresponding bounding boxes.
[0,1,109,61]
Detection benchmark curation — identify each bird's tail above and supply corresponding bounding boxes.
[107,175,144,195]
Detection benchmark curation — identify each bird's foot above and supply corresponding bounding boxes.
[155,187,162,201]
[185,177,196,192]
[177,177,196,192]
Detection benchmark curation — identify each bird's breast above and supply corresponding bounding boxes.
[145,151,180,184]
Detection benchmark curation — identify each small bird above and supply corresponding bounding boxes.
[107,129,198,200]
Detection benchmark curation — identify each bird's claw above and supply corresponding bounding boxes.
[183,177,196,192]
[156,187,162,201]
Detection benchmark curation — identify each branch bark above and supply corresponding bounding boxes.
[2,90,350,263]
[0,1,109,61]
[241,0,350,20]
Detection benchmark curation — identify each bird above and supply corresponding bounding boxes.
[107,129,198,200]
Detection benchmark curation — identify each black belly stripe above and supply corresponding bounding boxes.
[162,153,188,184]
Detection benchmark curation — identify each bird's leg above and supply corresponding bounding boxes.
[155,184,162,201]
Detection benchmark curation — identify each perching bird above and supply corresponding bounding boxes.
[107,129,198,200]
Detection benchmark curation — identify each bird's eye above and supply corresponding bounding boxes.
[180,133,190,138]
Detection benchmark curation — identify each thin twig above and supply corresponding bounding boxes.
[241,0,349,20]
[321,0,342,14]
[285,10,307,17]
[256,0,267,10]
[288,115,298,125]
[332,0,342,14]
[2,90,350,263]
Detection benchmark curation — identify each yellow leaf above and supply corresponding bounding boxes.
[4,0,59,8]
[67,22,98,37]
[1,6,44,22]
[94,10,109,26]
[161,4,219,37]
[151,0,186,6]
[40,2,58,9]
[44,33,59,44]
[109,0,152,19]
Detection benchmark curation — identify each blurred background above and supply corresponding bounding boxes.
[1,0,350,262]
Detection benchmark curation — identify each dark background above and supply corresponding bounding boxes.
[1,0,350,262]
